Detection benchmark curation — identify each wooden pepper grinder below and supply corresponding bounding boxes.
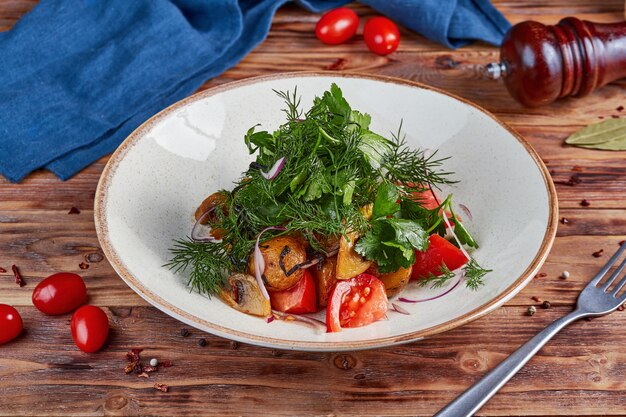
[485,17,626,107]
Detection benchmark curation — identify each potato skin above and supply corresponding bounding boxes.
[249,236,306,291]
[312,256,338,307]
[336,231,372,280]
[367,264,411,298]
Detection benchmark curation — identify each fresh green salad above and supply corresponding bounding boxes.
[167,84,489,332]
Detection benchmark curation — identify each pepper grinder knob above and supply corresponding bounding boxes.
[486,17,626,107]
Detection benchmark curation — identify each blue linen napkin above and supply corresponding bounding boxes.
[0,0,509,182]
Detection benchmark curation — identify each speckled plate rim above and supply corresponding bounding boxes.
[94,71,558,351]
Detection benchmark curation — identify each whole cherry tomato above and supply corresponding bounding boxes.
[71,305,109,353]
[32,272,87,315]
[0,304,23,345]
[363,17,400,55]
[315,7,359,45]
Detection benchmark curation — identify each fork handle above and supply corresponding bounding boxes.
[434,309,587,417]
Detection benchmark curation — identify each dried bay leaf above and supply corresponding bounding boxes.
[565,118,626,150]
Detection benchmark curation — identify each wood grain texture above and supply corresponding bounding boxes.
[1,0,626,415]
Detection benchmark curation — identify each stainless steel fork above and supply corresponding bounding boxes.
[435,243,626,417]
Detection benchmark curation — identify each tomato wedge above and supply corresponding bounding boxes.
[326,273,388,333]
[410,187,459,225]
[411,234,469,280]
[269,269,317,314]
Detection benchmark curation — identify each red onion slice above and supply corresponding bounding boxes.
[261,157,286,180]
[396,276,462,304]
[458,203,473,221]
[191,208,222,243]
[266,316,275,324]
[391,302,410,315]
[271,310,326,331]
[254,226,287,300]
[442,213,471,263]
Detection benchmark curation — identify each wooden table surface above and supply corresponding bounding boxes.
[2,1,626,416]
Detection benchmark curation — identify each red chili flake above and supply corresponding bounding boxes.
[598,116,605,119]
[11,265,25,287]
[325,58,348,71]
[611,115,620,119]
[618,304,624,311]
[580,199,590,207]
[531,296,542,303]
[68,207,80,215]
[79,262,89,270]
[534,272,547,278]
[124,363,136,374]
[0,267,6,273]
[554,175,581,186]
[137,372,150,378]
[549,169,556,176]
[160,360,173,368]
[142,365,158,373]
[619,240,625,247]
[560,217,570,225]
[126,348,143,363]
[572,165,583,172]
[593,249,604,258]
[617,106,624,112]
[153,383,169,393]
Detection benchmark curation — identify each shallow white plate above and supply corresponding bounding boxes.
[95,73,557,351]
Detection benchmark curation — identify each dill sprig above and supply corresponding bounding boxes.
[418,263,456,289]
[464,258,492,290]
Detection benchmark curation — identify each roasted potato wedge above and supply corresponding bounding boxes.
[336,232,371,280]
[249,235,306,291]
[368,264,412,298]
[313,256,338,307]
[194,191,228,239]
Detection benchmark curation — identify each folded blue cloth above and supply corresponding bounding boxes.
[0,0,509,182]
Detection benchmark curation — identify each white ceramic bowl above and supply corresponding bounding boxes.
[95,73,557,351]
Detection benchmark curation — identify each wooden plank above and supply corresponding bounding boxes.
[1,0,626,415]
[0,306,625,416]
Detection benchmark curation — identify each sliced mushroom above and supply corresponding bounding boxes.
[219,273,271,317]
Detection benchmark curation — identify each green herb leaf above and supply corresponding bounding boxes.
[463,258,492,290]
[355,218,428,273]
[372,181,400,219]
[565,118,626,150]
[418,263,456,289]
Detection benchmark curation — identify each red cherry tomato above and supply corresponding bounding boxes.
[32,272,87,315]
[411,234,469,280]
[71,305,109,353]
[363,17,400,55]
[326,273,388,333]
[315,7,359,45]
[0,304,23,345]
[270,269,317,314]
